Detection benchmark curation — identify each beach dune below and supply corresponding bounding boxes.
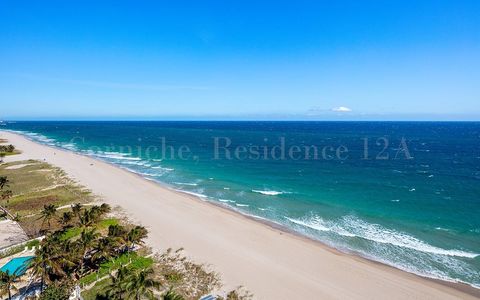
[1,131,478,300]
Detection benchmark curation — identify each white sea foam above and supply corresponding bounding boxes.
[62,143,77,150]
[151,166,174,172]
[125,168,157,177]
[252,189,289,196]
[219,199,235,203]
[173,182,198,186]
[117,161,143,166]
[179,190,207,198]
[113,156,141,161]
[285,216,355,237]
[286,215,479,258]
[96,153,141,161]
[21,131,56,144]
[235,203,249,207]
[104,151,129,156]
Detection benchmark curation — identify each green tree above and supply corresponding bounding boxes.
[91,237,116,264]
[71,203,83,221]
[79,205,109,228]
[125,268,161,300]
[103,266,130,300]
[38,204,58,232]
[0,270,19,300]
[58,211,74,228]
[31,237,67,292]
[38,281,73,300]
[77,228,99,275]
[127,226,148,252]
[87,204,111,225]
[108,224,127,239]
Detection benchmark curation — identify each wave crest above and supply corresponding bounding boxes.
[286,215,479,258]
[252,189,289,196]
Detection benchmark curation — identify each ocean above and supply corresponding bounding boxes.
[3,121,479,287]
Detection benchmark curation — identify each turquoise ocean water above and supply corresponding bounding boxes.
[3,121,479,287]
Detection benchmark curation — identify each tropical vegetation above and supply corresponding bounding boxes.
[0,270,19,300]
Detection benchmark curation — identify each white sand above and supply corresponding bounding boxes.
[4,163,35,170]
[1,131,478,300]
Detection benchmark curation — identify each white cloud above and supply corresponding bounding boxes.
[331,106,352,112]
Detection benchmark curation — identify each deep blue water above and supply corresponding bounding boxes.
[2,121,480,287]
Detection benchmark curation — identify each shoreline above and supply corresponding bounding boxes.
[1,130,479,299]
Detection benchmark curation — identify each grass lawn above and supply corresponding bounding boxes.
[61,218,119,241]
[81,277,112,300]
[80,251,154,286]
[0,160,95,236]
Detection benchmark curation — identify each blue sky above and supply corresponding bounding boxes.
[1,0,479,120]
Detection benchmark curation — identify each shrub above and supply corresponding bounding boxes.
[39,281,73,300]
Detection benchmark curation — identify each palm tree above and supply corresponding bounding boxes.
[98,203,111,214]
[91,237,116,265]
[0,271,19,300]
[71,203,83,221]
[125,268,161,300]
[108,224,127,238]
[103,266,129,299]
[78,208,95,228]
[38,204,57,232]
[74,203,112,228]
[58,211,74,228]
[126,226,148,252]
[107,224,127,244]
[77,228,99,275]
[79,206,102,228]
[31,238,67,292]
[88,204,111,224]
[0,176,9,190]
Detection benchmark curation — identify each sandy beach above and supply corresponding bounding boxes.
[1,131,478,300]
